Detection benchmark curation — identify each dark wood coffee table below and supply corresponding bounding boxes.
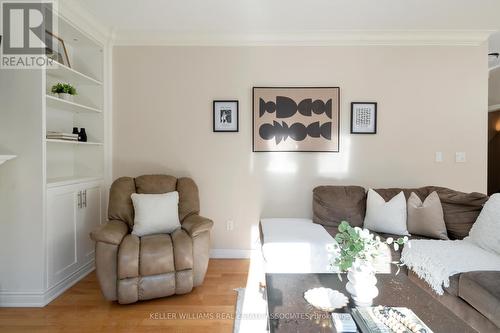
[266,273,475,333]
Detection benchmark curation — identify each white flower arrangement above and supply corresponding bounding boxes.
[329,221,409,272]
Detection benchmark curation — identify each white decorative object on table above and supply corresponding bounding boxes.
[330,222,408,306]
[346,260,379,306]
[303,287,348,312]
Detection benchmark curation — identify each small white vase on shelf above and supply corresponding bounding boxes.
[345,260,378,307]
[58,93,73,102]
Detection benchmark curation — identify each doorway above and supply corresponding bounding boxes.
[488,110,500,195]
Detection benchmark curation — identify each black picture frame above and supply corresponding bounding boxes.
[252,86,341,152]
[213,100,239,132]
[350,102,377,134]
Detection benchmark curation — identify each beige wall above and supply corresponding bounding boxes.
[113,45,488,251]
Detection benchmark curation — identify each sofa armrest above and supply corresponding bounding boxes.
[90,220,129,245]
[182,214,214,237]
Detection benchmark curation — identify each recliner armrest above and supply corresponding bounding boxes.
[182,214,213,237]
[90,220,129,245]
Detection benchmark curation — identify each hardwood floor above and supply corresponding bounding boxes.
[0,259,250,333]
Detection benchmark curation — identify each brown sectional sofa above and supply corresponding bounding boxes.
[313,185,500,333]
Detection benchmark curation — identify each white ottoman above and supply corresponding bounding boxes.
[260,218,337,273]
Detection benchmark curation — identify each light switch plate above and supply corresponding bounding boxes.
[455,152,466,163]
[435,152,443,162]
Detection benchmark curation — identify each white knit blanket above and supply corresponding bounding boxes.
[401,239,500,295]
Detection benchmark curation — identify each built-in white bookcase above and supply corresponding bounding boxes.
[45,13,104,187]
[0,6,109,307]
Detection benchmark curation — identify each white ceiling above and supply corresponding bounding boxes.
[64,0,500,45]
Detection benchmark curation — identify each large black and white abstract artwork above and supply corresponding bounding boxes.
[253,87,340,152]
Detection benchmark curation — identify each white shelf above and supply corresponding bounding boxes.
[47,61,102,86]
[46,139,103,146]
[0,155,16,166]
[46,95,102,114]
[489,104,500,112]
[47,176,103,188]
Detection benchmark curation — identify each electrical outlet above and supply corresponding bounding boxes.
[435,152,443,163]
[226,220,234,231]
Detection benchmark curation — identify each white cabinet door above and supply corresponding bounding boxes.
[77,185,102,265]
[47,181,102,289]
[47,187,78,289]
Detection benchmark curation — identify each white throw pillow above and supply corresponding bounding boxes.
[131,192,181,237]
[465,193,500,255]
[363,189,409,236]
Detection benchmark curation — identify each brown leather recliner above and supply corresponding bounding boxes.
[90,175,213,304]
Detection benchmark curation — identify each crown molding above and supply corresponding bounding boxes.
[56,0,113,44]
[112,29,495,47]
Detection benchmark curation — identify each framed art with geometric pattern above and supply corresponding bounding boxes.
[351,102,377,134]
[253,87,340,152]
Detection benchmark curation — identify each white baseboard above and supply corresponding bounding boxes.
[0,290,45,307]
[210,249,253,259]
[0,261,95,307]
[43,260,95,306]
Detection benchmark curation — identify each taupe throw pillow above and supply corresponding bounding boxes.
[407,191,448,240]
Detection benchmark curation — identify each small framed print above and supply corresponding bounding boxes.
[213,100,239,132]
[351,102,377,134]
[45,30,71,68]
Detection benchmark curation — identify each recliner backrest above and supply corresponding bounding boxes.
[108,175,200,228]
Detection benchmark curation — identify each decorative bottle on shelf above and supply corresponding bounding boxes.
[79,128,87,142]
[72,127,79,139]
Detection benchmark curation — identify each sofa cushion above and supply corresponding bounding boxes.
[139,234,175,276]
[459,271,500,328]
[465,194,500,255]
[430,186,488,240]
[407,191,448,240]
[374,187,430,202]
[364,189,409,235]
[313,186,366,228]
[374,186,488,240]
[131,192,181,237]
[135,174,177,194]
